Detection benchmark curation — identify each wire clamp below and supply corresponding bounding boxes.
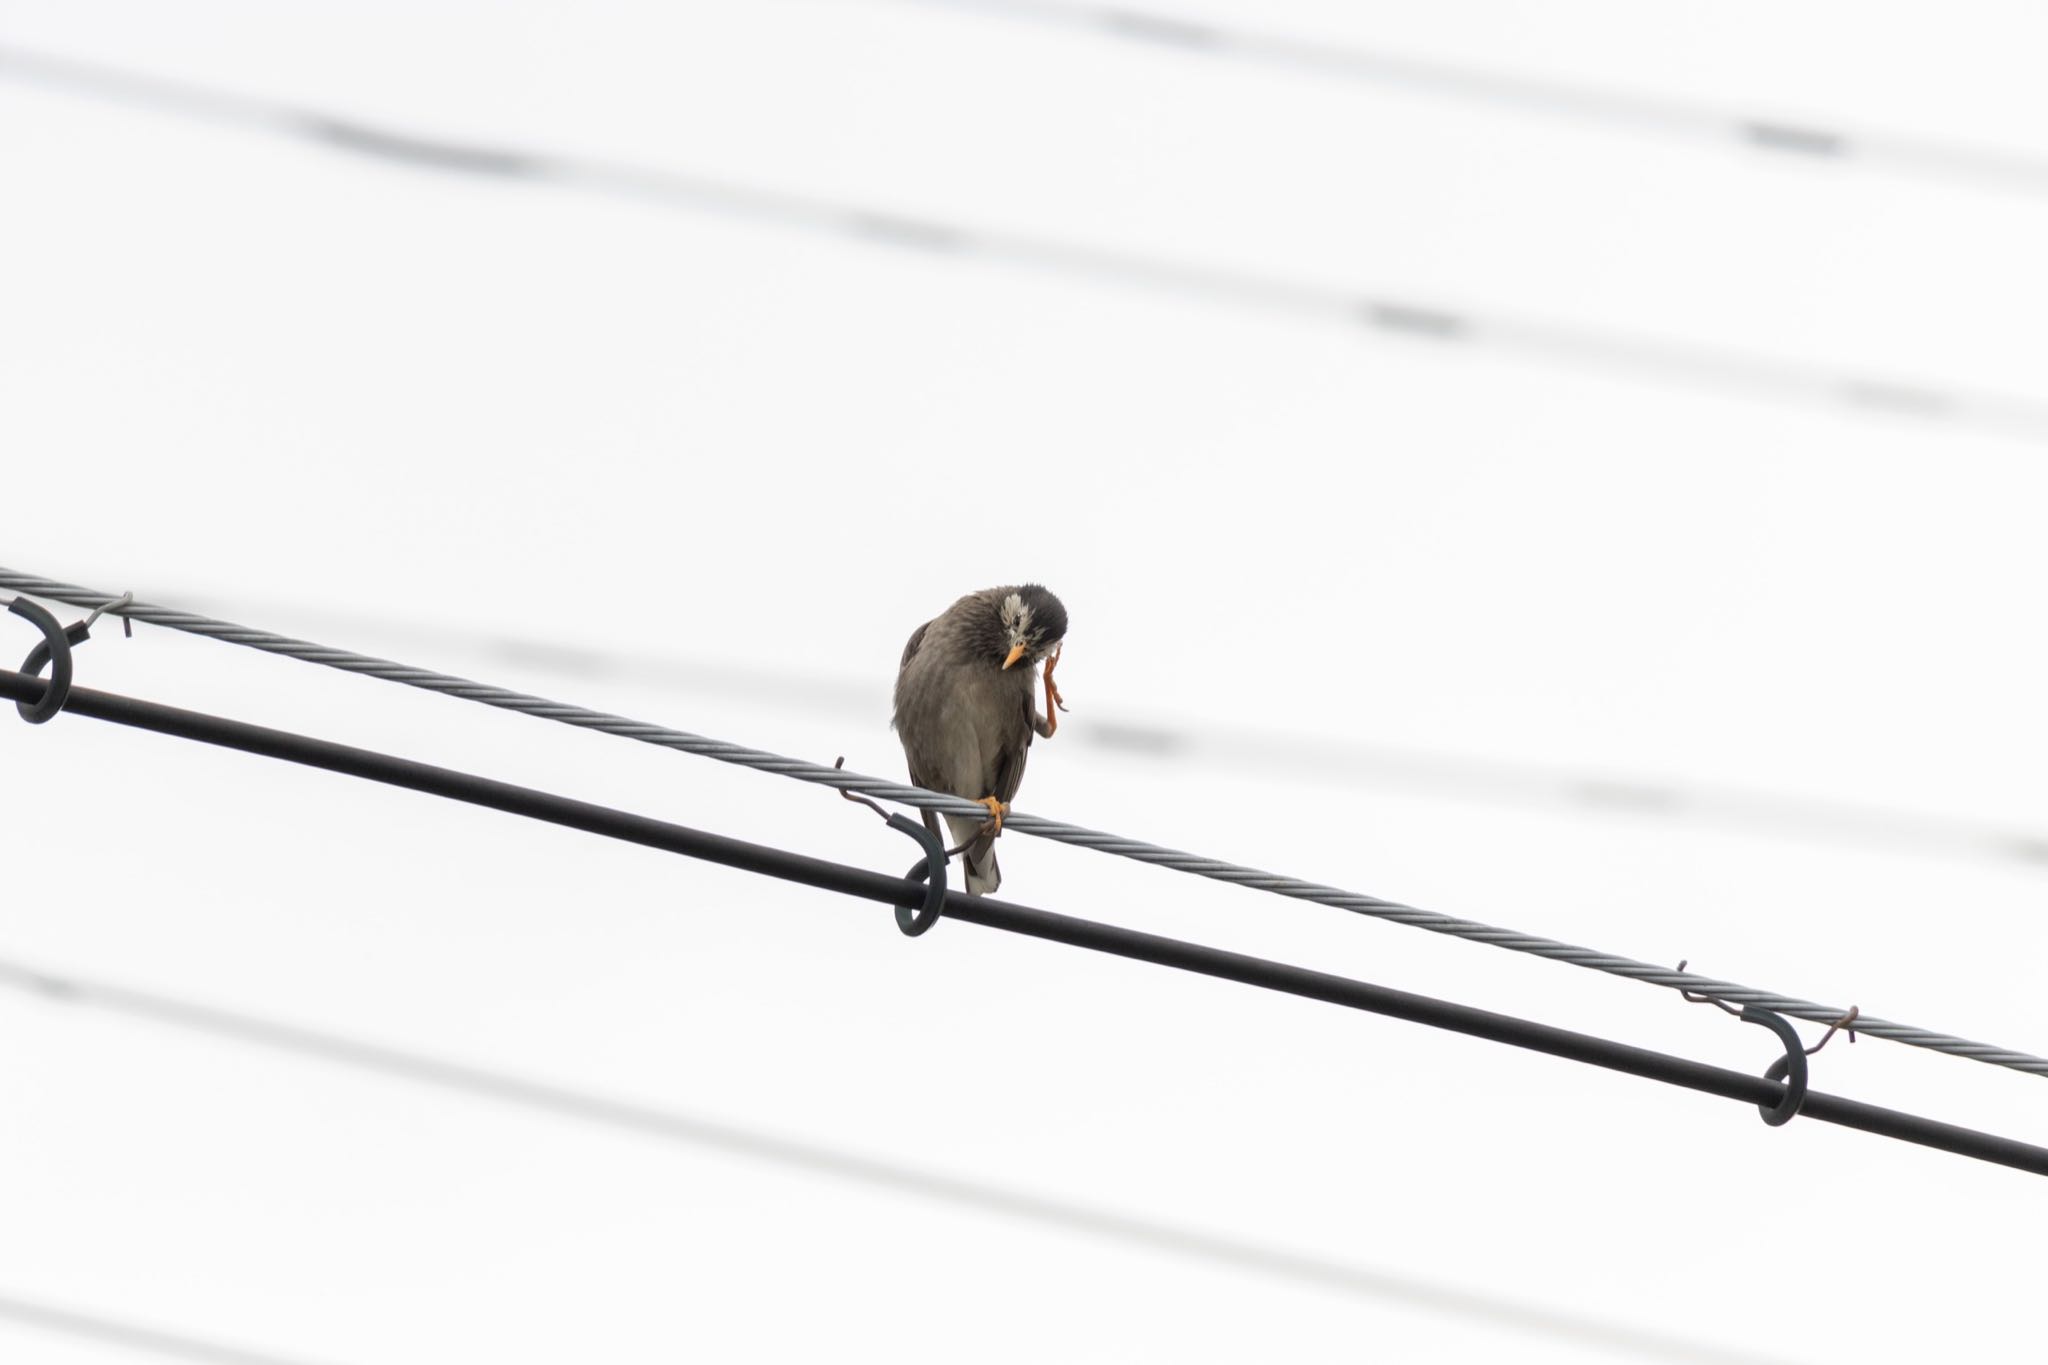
[1680,961,1858,1126]
[834,758,948,937]
[1740,1005,1809,1126]
[6,597,79,724]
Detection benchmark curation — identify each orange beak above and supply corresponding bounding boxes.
[1002,643,1027,670]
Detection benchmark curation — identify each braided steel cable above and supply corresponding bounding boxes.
[5,564,2043,1078]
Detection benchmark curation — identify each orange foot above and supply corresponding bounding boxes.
[1042,645,1068,736]
[975,796,1007,833]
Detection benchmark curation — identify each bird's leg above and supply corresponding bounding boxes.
[974,796,1007,834]
[1040,645,1067,737]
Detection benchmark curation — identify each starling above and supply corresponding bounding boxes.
[892,585,1068,895]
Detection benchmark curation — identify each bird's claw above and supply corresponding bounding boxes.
[1042,645,1067,736]
[974,796,1007,834]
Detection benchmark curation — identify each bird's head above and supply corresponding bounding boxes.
[995,585,1067,671]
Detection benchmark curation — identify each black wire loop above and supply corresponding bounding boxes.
[1741,1005,1810,1126]
[8,598,77,724]
[886,813,949,937]
[834,757,948,936]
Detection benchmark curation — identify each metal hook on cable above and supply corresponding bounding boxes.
[1806,1005,1860,1056]
[83,591,134,638]
[5,596,76,724]
[1675,960,1742,1017]
[1680,961,1859,1054]
[834,757,949,936]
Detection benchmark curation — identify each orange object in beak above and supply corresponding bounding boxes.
[1002,643,1027,670]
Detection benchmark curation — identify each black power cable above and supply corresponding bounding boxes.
[3,665,2044,1178]
[12,569,2029,1077]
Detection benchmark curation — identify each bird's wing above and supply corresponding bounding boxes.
[894,616,961,794]
[899,618,932,670]
[989,682,1034,806]
[893,617,937,770]
[943,683,1028,894]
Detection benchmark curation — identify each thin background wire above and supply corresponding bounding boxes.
[893,0,2048,197]
[0,957,1807,1365]
[3,43,2045,441]
[0,1288,338,1365]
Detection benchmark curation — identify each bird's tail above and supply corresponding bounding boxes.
[942,812,1001,896]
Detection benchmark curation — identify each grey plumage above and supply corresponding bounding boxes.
[892,585,1068,895]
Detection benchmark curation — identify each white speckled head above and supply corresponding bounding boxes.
[999,592,1031,650]
[992,584,1066,668]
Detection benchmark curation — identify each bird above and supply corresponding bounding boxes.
[892,585,1068,895]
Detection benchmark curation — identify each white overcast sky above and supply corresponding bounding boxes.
[4,3,2048,1362]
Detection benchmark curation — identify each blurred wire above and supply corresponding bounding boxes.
[6,567,2040,1081]
[894,0,2048,198]
[169,588,2048,872]
[0,961,1803,1365]
[5,660,2047,1177]
[0,1290,342,1365]
[3,44,2044,440]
